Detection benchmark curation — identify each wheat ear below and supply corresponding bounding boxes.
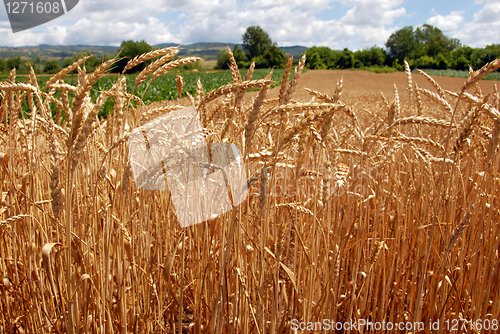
[68,58,115,149]
[446,205,474,253]
[122,46,179,74]
[417,87,453,115]
[133,48,179,87]
[417,69,446,98]
[244,61,256,81]
[150,57,202,83]
[284,53,306,104]
[176,75,184,99]
[227,47,242,83]
[462,59,500,91]
[245,77,272,154]
[487,119,500,161]
[201,79,273,106]
[48,117,62,219]
[279,57,294,104]
[404,60,413,101]
[45,56,92,88]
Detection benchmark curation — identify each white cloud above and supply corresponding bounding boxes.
[1,0,498,51]
[474,0,500,4]
[419,2,500,48]
[342,0,405,27]
[426,11,464,32]
[0,0,406,48]
[472,1,500,23]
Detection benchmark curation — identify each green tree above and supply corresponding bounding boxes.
[305,46,342,69]
[354,46,386,67]
[471,44,500,71]
[114,40,154,73]
[451,46,474,70]
[386,26,419,62]
[0,58,6,72]
[233,44,249,67]
[413,55,438,69]
[308,52,326,69]
[415,24,460,57]
[214,45,248,69]
[337,48,354,69]
[44,60,61,74]
[263,44,285,68]
[242,26,274,59]
[215,49,230,69]
[6,56,23,70]
[387,24,460,64]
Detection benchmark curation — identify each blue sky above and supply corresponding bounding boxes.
[1,0,499,50]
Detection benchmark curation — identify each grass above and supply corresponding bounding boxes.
[353,65,399,73]
[0,47,499,333]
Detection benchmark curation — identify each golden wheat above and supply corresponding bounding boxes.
[0,47,499,334]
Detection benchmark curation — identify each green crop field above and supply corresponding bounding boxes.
[1,68,290,117]
[414,68,500,81]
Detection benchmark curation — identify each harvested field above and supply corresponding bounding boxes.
[263,69,498,111]
[1,48,499,333]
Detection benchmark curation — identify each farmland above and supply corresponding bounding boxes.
[0,47,499,333]
[0,68,290,117]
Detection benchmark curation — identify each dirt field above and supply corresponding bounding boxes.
[291,69,496,98]
[258,69,498,115]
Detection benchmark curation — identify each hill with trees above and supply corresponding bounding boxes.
[0,24,498,75]
[215,26,289,69]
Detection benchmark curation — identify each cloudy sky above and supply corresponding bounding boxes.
[1,0,499,50]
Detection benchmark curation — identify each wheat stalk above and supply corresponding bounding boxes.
[279,57,293,104]
[393,116,450,128]
[462,59,500,91]
[45,55,92,88]
[122,46,179,74]
[201,79,272,106]
[150,57,202,82]
[245,78,272,154]
[176,75,184,99]
[405,60,413,101]
[284,53,306,104]
[417,68,446,98]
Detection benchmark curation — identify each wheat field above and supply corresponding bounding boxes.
[0,46,499,333]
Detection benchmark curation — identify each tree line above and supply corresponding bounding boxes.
[218,24,499,72]
[305,24,500,71]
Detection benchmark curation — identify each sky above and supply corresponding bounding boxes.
[0,0,499,50]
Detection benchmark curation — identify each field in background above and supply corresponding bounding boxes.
[0,47,499,333]
[0,68,291,118]
[417,68,500,81]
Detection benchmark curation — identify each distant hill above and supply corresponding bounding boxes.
[0,45,117,60]
[0,42,308,65]
[164,42,238,61]
[280,45,308,59]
